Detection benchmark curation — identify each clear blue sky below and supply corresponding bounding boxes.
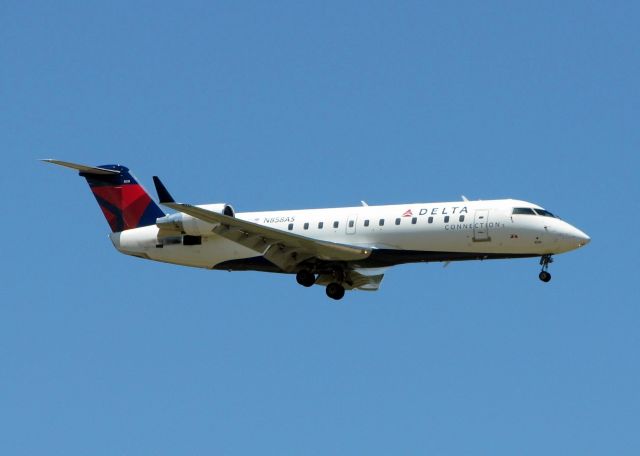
[1,1,638,454]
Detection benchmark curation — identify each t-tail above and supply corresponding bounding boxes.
[42,159,165,232]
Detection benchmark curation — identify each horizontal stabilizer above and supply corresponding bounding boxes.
[41,159,120,175]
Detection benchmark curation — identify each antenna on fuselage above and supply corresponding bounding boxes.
[361,200,368,206]
[461,195,469,202]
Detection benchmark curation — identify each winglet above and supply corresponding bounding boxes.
[152,176,176,204]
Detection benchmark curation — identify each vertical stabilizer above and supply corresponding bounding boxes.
[42,160,165,232]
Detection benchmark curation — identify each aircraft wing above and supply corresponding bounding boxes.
[152,177,372,272]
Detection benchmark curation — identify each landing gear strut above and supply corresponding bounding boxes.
[326,282,345,300]
[539,255,553,282]
[296,269,316,287]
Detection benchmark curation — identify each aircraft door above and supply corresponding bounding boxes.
[473,209,491,242]
[346,215,357,235]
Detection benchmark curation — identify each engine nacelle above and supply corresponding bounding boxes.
[156,203,235,235]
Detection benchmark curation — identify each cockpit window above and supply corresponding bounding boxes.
[512,207,536,215]
[534,209,557,218]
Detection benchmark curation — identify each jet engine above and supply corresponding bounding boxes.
[156,203,235,235]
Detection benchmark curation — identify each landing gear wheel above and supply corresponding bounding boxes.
[296,269,316,287]
[538,254,553,283]
[539,271,552,282]
[326,282,345,300]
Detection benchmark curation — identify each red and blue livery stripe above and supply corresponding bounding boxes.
[80,164,165,232]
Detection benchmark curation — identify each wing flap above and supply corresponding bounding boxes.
[315,267,386,291]
[349,268,386,291]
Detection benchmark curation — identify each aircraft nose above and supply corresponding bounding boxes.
[579,232,591,246]
[567,226,590,247]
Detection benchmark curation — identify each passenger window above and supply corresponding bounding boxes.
[303,222,309,230]
[395,218,401,225]
[428,216,433,224]
[364,219,370,227]
[459,215,465,222]
[333,221,339,228]
[318,221,324,229]
[288,223,293,230]
[379,219,385,226]
[348,220,354,228]
[411,217,417,224]
[444,216,450,223]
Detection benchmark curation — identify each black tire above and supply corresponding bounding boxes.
[326,282,345,300]
[539,271,552,282]
[296,270,316,287]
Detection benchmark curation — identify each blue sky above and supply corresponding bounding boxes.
[1,1,638,454]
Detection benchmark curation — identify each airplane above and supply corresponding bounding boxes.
[42,159,590,300]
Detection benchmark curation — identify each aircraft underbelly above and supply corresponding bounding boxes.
[152,237,259,268]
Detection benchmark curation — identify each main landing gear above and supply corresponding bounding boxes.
[295,268,347,300]
[326,282,346,300]
[539,254,553,282]
[296,269,316,287]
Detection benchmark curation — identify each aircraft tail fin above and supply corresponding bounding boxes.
[42,159,165,232]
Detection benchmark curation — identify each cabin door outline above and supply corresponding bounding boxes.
[473,209,491,242]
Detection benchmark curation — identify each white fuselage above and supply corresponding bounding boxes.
[110,198,590,271]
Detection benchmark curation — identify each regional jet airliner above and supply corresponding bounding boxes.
[43,160,590,300]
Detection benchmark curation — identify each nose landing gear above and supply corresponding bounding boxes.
[539,254,553,282]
